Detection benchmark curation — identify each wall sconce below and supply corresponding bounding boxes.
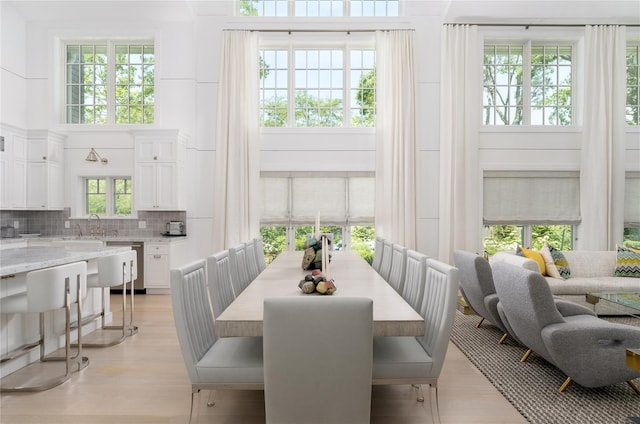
[86,148,108,164]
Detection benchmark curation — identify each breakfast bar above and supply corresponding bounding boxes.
[0,245,131,376]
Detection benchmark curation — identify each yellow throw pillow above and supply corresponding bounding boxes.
[520,246,546,275]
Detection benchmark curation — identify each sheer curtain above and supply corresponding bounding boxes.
[375,30,417,249]
[579,25,626,250]
[213,31,260,252]
[438,25,481,263]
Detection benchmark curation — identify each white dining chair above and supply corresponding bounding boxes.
[401,249,428,312]
[244,239,261,282]
[228,243,251,296]
[206,249,236,317]
[263,297,373,424]
[0,261,89,392]
[170,259,263,424]
[387,243,408,294]
[372,258,459,424]
[372,236,385,272]
[378,239,394,281]
[254,237,267,272]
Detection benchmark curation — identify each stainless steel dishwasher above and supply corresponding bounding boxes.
[105,241,145,294]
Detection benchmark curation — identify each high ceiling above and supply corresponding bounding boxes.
[4,0,640,25]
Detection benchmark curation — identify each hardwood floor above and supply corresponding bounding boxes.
[0,294,527,424]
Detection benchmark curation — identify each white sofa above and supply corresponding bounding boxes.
[490,251,640,315]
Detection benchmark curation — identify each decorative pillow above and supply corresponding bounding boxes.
[614,245,640,278]
[540,243,561,278]
[519,246,546,275]
[548,243,571,279]
[516,245,525,257]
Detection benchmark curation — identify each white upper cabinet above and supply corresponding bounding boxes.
[133,130,187,211]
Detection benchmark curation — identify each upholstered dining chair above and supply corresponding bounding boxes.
[228,243,251,296]
[387,243,408,294]
[372,258,459,424]
[401,249,428,312]
[170,259,263,424]
[378,239,394,281]
[263,297,373,424]
[244,239,261,282]
[206,250,236,317]
[372,236,385,272]
[492,262,640,394]
[253,237,267,272]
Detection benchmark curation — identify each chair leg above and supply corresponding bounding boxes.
[498,333,508,344]
[628,380,640,395]
[428,384,441,424]
[189,391,197,424]
[475,317,485,328]
[520,348,532,362]
[206,390,216,407]
[558,376,572,392]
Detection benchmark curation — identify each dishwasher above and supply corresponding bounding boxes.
[105,241,145,294]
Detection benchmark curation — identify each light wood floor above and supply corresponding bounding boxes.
[0,294,527,424]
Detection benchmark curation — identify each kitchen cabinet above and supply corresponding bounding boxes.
[144,240,186,293]
[133,130,187,211]
[25,131,65,210]
[0,127,27,209]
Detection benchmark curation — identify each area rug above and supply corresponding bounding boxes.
[449,311,640,424]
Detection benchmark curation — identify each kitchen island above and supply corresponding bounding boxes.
[0,245,131,377]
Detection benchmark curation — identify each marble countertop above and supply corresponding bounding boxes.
[0,235,186,245]
[0,245,132,277]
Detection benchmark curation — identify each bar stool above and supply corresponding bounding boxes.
[82,250,138,347]
[0,261,89,392]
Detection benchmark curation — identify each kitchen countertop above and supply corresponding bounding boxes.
[0,245,132,277]
[0,235,187,245]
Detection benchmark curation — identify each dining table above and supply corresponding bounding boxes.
[214,250,425,338]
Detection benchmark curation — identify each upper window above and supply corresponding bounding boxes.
[627,44,639,126]
[65,41,154,124]
[260,45,375,127]
[240,0,398,16]
[483,42,573,126]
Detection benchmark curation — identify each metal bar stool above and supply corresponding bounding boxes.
[82,250,138,347]
[0,261,89,392]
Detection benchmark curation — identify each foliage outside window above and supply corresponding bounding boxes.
[240,0,398,16]
[295,225,343,250]
[85,177,132,216]
[259,47,375,127]
[66,42,154,124]
[627,44,639,125]
[483,224,573,255]
[483,43,573,125]
[624,227,640,249]
[351,225,375,264]
[260,226,287,264]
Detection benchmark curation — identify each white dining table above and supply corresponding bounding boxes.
[215,250,425,337]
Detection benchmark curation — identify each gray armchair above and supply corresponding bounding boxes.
[492,261,640,393]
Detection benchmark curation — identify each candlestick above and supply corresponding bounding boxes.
[315,212,320,238]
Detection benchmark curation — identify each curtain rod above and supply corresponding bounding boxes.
[444,23,640,28]
[223,28,414,33]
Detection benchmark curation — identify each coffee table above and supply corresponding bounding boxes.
[585,292,640,318]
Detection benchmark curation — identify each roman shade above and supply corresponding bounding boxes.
[483,171,581,225]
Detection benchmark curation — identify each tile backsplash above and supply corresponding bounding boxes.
[0,209,186,238]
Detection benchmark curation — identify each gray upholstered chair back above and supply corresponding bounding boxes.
[378,239,394,281]
[244,240,261,282]
[372,236,385,272]
[491,262,564,364]
[402,249,427,312]
[263,297,373,424]
[387,243,408,294]
[254,237,267,272]
[418,258,459,378]
[207,250,236,318]
[170,259,217,384]
[228,243,251,296]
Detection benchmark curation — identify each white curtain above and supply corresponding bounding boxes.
[375,30,417,249]
[213,31,260,252]
[438,25,481,263]
[578,25,626,250]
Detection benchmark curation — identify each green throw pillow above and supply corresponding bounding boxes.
[614,245,640,278]
[548,244,571,279]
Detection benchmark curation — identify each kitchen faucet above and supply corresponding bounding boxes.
[88,214,104,236]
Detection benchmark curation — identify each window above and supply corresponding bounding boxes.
[627,44,639,126]
[84,177,132,216]
[260,44,375,127]
[483,224,573,254]
[240,0,398,16]
[483,43,573,125]
[625,172,640,248]
[66,41,154,124]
